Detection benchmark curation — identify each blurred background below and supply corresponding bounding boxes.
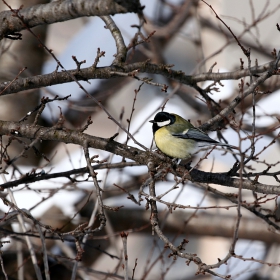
[1,0,280,279]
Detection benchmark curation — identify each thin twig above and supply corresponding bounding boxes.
[120,232,129,280]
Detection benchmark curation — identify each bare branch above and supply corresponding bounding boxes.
[0,0,144,40]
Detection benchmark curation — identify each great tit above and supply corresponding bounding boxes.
[149,112,235,160]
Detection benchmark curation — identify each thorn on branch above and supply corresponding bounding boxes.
[109,133,119,141]
[253,175,259,184]
[127,30,156,50]
[72,56,86,71]
[275,50,280,69]
[92,48,106,68]
[271,48,277,59]
[208,62,217,73]
[254,59,258,70]
[80,116,93,132]
[240,58,244,70]
[161,84,168,92]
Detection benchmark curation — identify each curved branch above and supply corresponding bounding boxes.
[0,0,143,40]
[100,16,127,65]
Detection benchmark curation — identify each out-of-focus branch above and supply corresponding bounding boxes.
[107,208,280,244]
[200,15,279,59]
[144,0,196,39]
[0,0,144,40]
[6,189,43,280]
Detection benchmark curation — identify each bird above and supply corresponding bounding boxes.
[149,111,236,160]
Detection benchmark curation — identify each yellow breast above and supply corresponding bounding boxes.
[154,128,196,159]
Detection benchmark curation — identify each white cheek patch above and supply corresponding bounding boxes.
[157,120,171,127]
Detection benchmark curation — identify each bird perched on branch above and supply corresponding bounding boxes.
[149,111,236,160]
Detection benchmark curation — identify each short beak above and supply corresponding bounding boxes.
[149,120,154,123]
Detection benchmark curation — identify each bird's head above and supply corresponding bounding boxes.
[149,112,176,133]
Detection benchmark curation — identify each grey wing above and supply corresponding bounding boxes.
[172,128,219,144]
